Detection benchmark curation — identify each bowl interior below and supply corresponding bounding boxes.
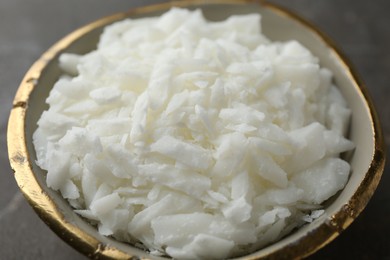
[21,1,378,259]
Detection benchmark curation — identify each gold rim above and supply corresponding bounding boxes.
[7,0,386,259]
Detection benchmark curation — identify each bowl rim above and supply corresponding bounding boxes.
[7,0,386,259]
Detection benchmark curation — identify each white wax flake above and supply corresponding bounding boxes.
[164,90,189,115]
[89,86,122,104]
[222,196,252,223]
[150,135,212,170]
[59,53,81,76]
[302,209,325,223]
[33,7,354,259]
[292,158,350,204]
[138,163,211,197]
[60,180,80,199]
[90,193,121,216]
[253,153,288,188]
[219,103,265,126]
[45,149,72,190]
[130,91,149,142]
[58,127,102,157]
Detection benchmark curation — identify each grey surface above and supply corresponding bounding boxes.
[0,0,389,259]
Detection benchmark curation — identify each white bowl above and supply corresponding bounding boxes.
[8,0,386,259]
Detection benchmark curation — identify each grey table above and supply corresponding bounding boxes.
[1,1,389,259]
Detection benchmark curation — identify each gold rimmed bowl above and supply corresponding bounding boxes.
[7,0,386,259]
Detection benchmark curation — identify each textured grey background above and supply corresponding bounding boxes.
[1,0,389,259]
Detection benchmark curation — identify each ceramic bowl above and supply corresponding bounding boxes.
[7,0,386,259]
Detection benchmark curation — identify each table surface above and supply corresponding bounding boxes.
[1,0,389,259]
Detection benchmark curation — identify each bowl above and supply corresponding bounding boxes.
[7,0,386,259]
